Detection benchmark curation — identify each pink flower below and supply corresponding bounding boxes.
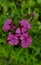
[5,18,12,24]
[21,26,27,33]
[20,32,29,40]
[21,40,29,48]
[21,40,32,48]
[7,34,14,40]
[8,39,18,46]
[16,28,21,33]
[8,40,15,45]
[19,19,26,26]
[19,19,32,30]
[26,22,32,29]
[26,37,32,43]
[23,32,29,38]
[21,38,32,48]
[20,32,32,48]
[3,18,12,32]
[7,34,19,46]
[16,28,21,37]
[3,25,10,32]
[20,35,25,40]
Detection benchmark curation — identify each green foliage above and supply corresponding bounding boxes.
[0,0,41,65]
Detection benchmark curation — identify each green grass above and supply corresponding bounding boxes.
[0,0,41,65]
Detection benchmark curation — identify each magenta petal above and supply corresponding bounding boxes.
[8,34,19,46]
[20,32,29,40]
[19,19,25,26]
[26,37,32,43]
[16,33,21,37]
[21,26,27,33]
[8,40,14,45]
[23,32,29,38]
[22,42,31,48]
[14,35,18,40]
[26,23,32,29]
[16,28,20,33]
[19,19,28,26]
[3,18,12,26]
[3,18,12,32]
[21,43,28,48]
[13,35,19,45]
[3,25,10,32]
[21,40,25,43]
[7,34,14,40]
[19,19,32,29]
[5,18,12,24]
[20,35,25,40]
[21,40,31,48]
[14,39,19,45]
[8,39,18,45]
[21,41,28,48]
[19,19,28,27]
[25,21,32,29]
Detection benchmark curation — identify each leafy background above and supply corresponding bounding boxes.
[0,0,41,65]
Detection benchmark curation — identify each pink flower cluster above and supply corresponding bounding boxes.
[3,19,12,32]
[3,18,32,48]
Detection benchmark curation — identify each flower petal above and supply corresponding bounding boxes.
[7,34,14,40]
[16,28,20,33]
